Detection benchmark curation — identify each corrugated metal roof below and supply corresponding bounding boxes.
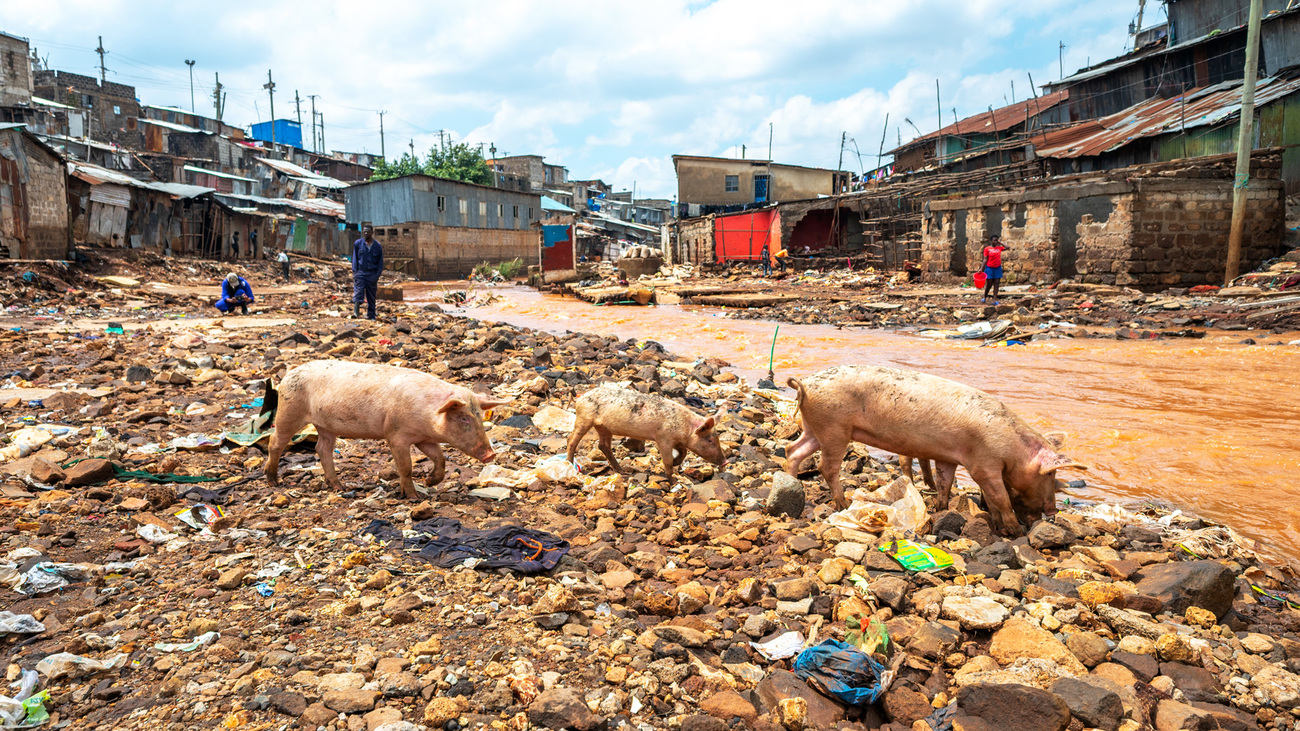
[1036,75,1300,159]
[891,90,1070,153]
[138,118,206,134]
[257,157,348,189]
[68,161,214,199]
[216,192,345,219]
[541,195,576,212]
[31,96,76,110]
[289,175,349,190]
[183,165,257,183]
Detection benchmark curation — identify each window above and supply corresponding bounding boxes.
[113,105,121,115]
[528,207,534,220]
[498,203,504,218]
[458,199,468,215]
[513,205,519,218]
[478,201,487,217]
[436,195,445,212]
[725,175,739,193]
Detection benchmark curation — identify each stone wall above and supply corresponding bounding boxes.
[1074,194,1136,285]
[976,201,1061,282]
[668,215,715,266]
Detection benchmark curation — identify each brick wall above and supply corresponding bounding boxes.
[0,130,69,259]
[669,215,715,265]
[1074,194,1136,285]
[973,201,1061,282]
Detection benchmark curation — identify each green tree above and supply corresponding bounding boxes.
[423,142,493,186]
[369,153,423,181]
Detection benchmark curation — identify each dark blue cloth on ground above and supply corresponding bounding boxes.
[792,639,890,706]
[362,517,569,574]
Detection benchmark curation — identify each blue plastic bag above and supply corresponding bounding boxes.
[792,639,890,706]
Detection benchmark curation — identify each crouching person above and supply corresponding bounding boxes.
[215,272,254,315]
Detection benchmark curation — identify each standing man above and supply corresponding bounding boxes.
[760,246,772,277]
[277,249,291,280]
[231,231,241,260]
[981,235,1008,305]
[351,225,384,320]
[248,229,258,258]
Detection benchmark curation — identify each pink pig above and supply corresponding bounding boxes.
[264,360,506,498]
[566,384,725,483]
[785,365,1085,536]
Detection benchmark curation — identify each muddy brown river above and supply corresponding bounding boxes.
[411,284,1300,561]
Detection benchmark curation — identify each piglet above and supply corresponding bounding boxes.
[786,365,1085,536]
[264,360,507,498]
[565,384,725,482]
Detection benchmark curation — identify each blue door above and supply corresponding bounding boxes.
[754,174,769,203]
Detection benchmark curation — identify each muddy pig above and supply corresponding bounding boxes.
[264,360,507,498]
[566,384,725,483]
[786,365,1085,536]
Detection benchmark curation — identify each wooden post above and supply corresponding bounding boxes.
[1224,0,1264,285]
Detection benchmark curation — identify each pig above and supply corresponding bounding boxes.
[565,384,725,483]
[785,365,1085,536]
[900,456,935,490]
[264,360,506,498]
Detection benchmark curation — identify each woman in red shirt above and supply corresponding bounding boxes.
[981,235,1008,304]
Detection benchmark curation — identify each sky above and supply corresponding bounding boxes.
[1,0,1153,198]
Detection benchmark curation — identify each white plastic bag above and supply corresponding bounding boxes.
[136,524,177,544]
[153,631,219,652]
[35,652,126,680]
[532,455,579,483]
[0,612,44,635]
[827,477,929,535]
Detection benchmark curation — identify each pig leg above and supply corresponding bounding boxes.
[933,461,959,509]
[968,465,1020,537]
[655,438,677,484]
[784,428,821,477]
[817,428,852,510]
[416,441,445,486]
[265,408,309,487]
[316,430,342,490]
[594,426,624,473]
[566,417,595,466]
[388,437,418,499]
[919,459,936,490]
[900,456,915,484]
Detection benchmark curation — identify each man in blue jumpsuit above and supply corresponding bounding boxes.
[352,225,384,320]
[215,273,254,315]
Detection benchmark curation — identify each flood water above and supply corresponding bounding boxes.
[410,284,1300,561]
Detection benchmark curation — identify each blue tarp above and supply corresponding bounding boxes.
[542,225,571,248]
[792,639,890,706]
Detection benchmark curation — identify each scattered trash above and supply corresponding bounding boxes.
[750,630,806,660]
[468,486,514,501]
[793,639,894,706]
[173,503,226,531]
[0,670,46,728]
[878,539,954,573]
[0,612,44,636]
[34,652,126,680]
[363,517,569,574]
[253,582,274,597]
[844,615,889,655]
[530,405,577,433]
[14,562,90,595]
[153,631,219,652]
[136,524,178,544]
[170,434,221,451]
[826,478,928,535]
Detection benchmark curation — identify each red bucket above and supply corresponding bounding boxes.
[972,271,987,289]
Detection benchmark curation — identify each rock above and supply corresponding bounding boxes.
[29,457,65,485]
[931,510,967,536]
[832,541,866,562]
[1241,633,1275,654]
[269,691,308,716]
[125,365,153,382]
[700,690,758,723]
[755,670,845,730]
[653,625,709,647]
[381,671,423,697]
[1028,521,1073,550]
[1183,606,1216,629]
[318,672,366,692]
[1077,581,1129,608]
[742,613,775,639]
[364,570,392,590]
[989,617,1087,675]
[766,473,805,518]
[1065,632,1110,668]
[65,458,114,487]
[971,541,1019,568]
[1120,524,1162,545]
[882,687,932,726]
[527,688,604,731]
[1153,699,1214,730]
[773,577,814,601]
[1159,663,1224,703]
[1049,678,1123,730]
[775,697,808,731]
[302,703,338,727]
[1110,651,1159,683]
[423,696,468,727]
[1154,633,1197,663]
[1250,665,1300,709]
[676,581,710,614]
[870,575,910,612]
[955,683,1071,731]
[215,568,246,591]
[909,622,961,660]
[322,689,379,714]
[941,595,1010,631]
[680,715,727,731]
[1132,561,1234,619]
[381,593,423,615]
[363,707,403,730]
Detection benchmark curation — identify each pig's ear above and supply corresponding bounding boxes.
[696,416,716,434]
[438,398,468,415]
[1043,431,1068,449]
[476,396,510,410]
[1036,449,1089,475]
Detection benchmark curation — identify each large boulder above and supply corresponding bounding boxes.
[754,669,845,729]
[1132,561,1235,619]
[1049,677,1123,730]
[955,683,1071,731]
[989,617,1087,675]
[527,688,605,731]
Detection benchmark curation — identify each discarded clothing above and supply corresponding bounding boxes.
[363,517,569,574]
[60,459,217,485]
[793,639,892,707]
[176,485,234,505]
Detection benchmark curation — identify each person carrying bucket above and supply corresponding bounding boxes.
[981,235,1008,304]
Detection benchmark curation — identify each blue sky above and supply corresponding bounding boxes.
[2,0,1152,197]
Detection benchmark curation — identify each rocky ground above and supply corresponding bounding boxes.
[0,251,1298,731]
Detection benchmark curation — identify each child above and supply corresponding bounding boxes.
[981,235,1008,304]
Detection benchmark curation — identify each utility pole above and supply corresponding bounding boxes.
[1011,79,1016,103]
[294,90,302,125]
[307,95,319,153]
[935,79,943,134]
[409,139,415,158]
[213,73,225,121]
[876,112,889,171]
[1059,42,1068,78]
[263,70,276,152]
[94,36,108,83]
[837,131,846,171]
[1225,0,1264,284]
[1134,0,1148,48]
[767,122,773,161]
[318,113,325,152]
[184,60,196,113]
[377,110,387,160]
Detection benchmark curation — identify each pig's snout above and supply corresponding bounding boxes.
[478,449,497,463]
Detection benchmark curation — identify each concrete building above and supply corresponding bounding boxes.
[487,154,567,192]
[672,155,849,207]
[33,69,142,147]
[0,124,70,259]
[345,174,541,279]
[0,31,33,107]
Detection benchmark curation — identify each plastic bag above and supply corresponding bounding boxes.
[170,434,220,452]
[532,455,579,483]
[0,670,42,728]
[153,631,219,652]
[750,630,805,660]
[878,539,953,572]
[34,652,126,680]
[0,612,44,635]
[844,615,889,655]
[827,478,928,535]
[793,639,893,707]
[16,563,88,595]
[136,524,177,544]
[173,504,225,531]
[0,428,55,463]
